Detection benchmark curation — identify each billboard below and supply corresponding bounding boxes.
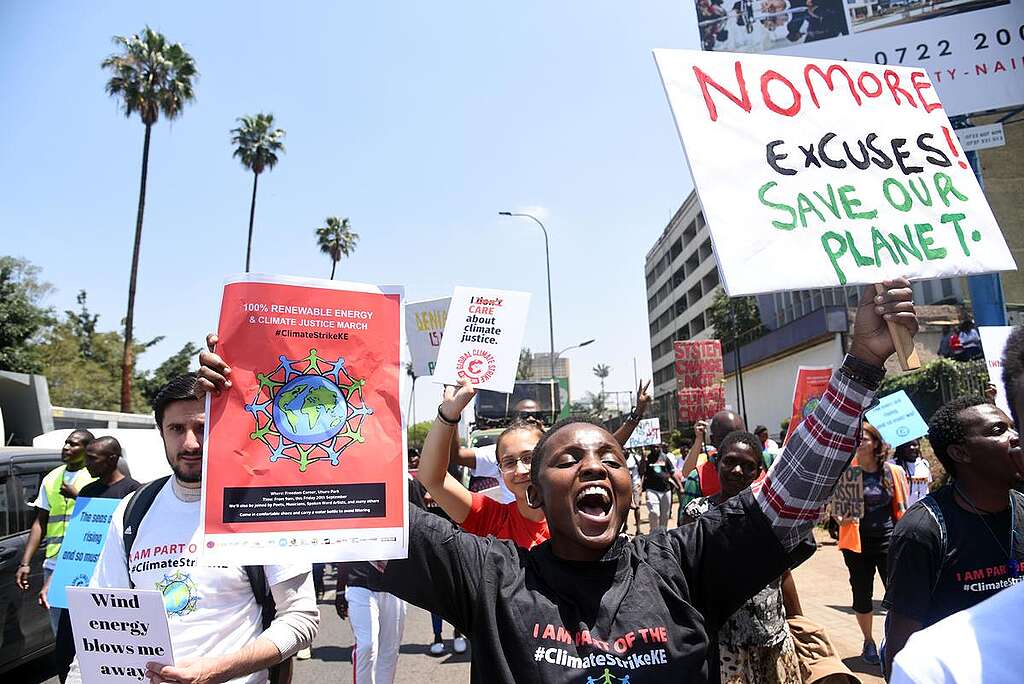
[692,0,1024,115]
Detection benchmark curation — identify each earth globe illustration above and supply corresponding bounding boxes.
[157,571,200,616]
[271,374,350,444]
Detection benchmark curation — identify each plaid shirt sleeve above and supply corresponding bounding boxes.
[752,368,877,552]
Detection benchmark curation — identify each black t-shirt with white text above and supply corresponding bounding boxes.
[884,485,1024,627]
[372,489,813,683]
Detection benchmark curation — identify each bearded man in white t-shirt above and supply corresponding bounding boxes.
[68,373,319,684]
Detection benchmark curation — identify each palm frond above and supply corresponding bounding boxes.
[101,26,198,125]
[231,112,286,174]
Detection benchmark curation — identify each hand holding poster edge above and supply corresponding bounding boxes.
[651,49,1015,298]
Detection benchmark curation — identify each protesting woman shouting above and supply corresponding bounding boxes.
[198,279,917,683]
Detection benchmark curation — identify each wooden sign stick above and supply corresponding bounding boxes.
[874,283,921,371]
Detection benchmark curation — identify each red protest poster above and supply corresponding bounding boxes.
[674,340,724,389]
[783,366,833,446]
[677,385,726,424]
[201,275,405,564]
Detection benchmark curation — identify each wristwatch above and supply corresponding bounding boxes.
[839,354,885,389]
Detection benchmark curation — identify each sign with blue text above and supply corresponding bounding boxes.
[865,389,929,448]
[47,497,121,609]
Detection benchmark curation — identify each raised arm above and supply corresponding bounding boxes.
[752,279,917,551]
[675,420,707,488]
[612,380,651,446]
[414,382,477,524]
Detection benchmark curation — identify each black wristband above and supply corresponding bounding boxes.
[437,405,460,425]
[839,354,885,390]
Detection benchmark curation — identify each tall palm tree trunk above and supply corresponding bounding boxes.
[330,257,337,280]
[120,122,153,412]
[245,172,259,272]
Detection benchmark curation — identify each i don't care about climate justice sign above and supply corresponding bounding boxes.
[654,50,1015,296]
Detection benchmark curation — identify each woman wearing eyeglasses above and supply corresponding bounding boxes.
[416,381,652,550]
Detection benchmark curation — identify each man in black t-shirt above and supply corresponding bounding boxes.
[52,436,141,682]
[883,396,1024,678]
[78,437,142,499]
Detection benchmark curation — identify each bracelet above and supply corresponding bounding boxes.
[626,411,642,423]
[839,354,885,390]
[437,405,460,425]
[19,563,30,568]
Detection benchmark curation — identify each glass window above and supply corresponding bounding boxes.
[11,471,42,534]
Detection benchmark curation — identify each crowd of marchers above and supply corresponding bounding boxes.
[14,279,1024,684]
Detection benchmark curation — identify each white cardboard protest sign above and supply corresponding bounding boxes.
[405,297,450,377]
[979,325,1014,417]
[66,587,174,683]
[624,418,662,450]
[432,287,530,393]
[654,49,1015,296]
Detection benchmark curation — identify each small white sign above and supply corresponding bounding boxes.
[624,418,662,450]
[979,325,1014,417]
[432,287,531,393]
[67,587,174,683]
[405,297,450,377]
[654,49,1015,296]
[956,123,1006,153]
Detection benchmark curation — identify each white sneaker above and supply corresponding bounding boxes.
[453,636,468,654]
[429,640,445,656]
[295,647,312,660]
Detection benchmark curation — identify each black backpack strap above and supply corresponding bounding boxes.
[121,475,171,588]
[244,565,276,629]
[919,494,947,594]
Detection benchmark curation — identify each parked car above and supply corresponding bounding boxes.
[0,447,63,673]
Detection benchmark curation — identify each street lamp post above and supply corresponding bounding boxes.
[499,211,556,384]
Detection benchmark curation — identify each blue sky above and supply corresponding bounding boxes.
[0,1,699,420]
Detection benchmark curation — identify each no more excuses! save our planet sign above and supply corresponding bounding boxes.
[653,50,1015,296]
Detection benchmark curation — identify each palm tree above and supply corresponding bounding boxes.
[315,217,359,279]
[102,27,197,412]
[231,113,285,272]
[592,363,611,406]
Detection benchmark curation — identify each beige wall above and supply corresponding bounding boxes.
[723,336,845,439]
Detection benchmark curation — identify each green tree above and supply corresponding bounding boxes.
[707,289,766,352]
[138,341,200,405]
[232,113,286,273]
[406,420,432,450]
[516,347,532,380]
[0,256,54,373]
[315,216,359,280]
[102,27,198,412]
[36,292,160,411]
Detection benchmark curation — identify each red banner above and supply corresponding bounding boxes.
[674,340,724,389]
[783,366,833,445]
[677,385,726,424]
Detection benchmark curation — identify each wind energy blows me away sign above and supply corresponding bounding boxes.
[654,50,1015,296]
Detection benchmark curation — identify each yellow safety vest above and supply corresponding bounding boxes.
[42,465,95,561]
